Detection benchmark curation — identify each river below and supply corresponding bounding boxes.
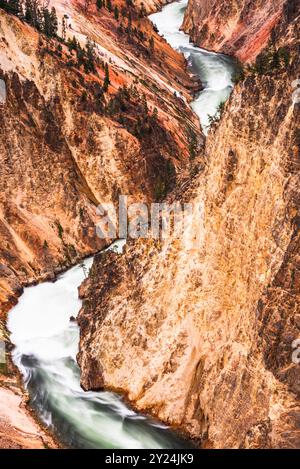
[150,0,235,134]
[7,0,235,449]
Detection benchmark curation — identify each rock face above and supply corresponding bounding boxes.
[0,0,200,315]
[0,384,57,448]
[182,0,288,61]
[78,2,300,448]
[0,0,200,448]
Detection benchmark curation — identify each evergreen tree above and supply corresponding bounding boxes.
[103,63,110,92]
[62,14,67,41]
[76,43,85,68]
[85,38,96,72]
[25,0,33,24]
[50,7,58,36]
[7,0,22,16]
[25,0,42,30]
[271,49,280,69]
[96,0,102,9]
[278,47,290,67]
[255,52,271,75]
[0,0,8,12]
[67,35,78,52]
[114,5,119,20]
[106,0,112,12]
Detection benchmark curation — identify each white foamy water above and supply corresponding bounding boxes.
[8,241,189,449]
[150,0,235,134]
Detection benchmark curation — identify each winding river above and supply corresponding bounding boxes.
[7,0,235,449]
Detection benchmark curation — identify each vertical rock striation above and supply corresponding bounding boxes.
[78,1,300,448]
[0,0,200,315]
[182,0,288,61]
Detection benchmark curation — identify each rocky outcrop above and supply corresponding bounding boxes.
[78,3,300,448]
[182,0,289,61]
[0,0,201,449]
[0,0,200,315]
[0,383,57,448]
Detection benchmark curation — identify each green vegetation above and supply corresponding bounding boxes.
[254,46,290,75]
[154,160,176,201]
[232,59,245,84]
[114,5,119,20]
[208,101,226,126]
[231,44,291,84]
[106,0,112,12]
[0,0,59,38]
[187,127,198,160]
[55,220,64,240]
[103,63,110,92]
[67,36,99,74]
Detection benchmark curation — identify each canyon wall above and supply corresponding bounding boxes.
[78,1,300,448]
[0,0,200,316]
[0,0,200,448]
[182,0,291,61]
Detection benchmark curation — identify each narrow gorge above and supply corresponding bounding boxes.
[0,0,299,452]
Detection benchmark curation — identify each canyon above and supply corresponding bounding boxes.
[78,0,300,449]
[0,0,200,317]
[0,0,299,450]
[0,0,199,448]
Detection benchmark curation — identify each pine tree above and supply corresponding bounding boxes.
[0,0,8,12]
[106,0,112,12]
[67,35,78,52]
[25,0,42,30]
[103,63,110,92]
[7,0,22,16]
[278,47,290,67]
[76,43,85,68]
[50,7,58,36]
[42,6,54,36]
[25,0,33,24]
[255,52,271,75]
[114,5,119,20]
[96,0,102,9]
[62,14,67,41]
[85,38,96,72]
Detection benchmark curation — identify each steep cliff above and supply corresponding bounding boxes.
[0,0,200,316]
[0,0,201,448]
[182,0,290,62]
[78,2,300,448]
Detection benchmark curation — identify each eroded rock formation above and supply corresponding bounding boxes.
[0,0,200,315]
[78,1,300,448]
[0,0,200,448]
[182,0,293,62]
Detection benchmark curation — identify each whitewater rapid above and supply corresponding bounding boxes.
[150,0,235,134]
[8,241,190,449]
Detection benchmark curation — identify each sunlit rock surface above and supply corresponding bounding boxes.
[182,0,289,62]
[78,2,300,448]
[0,0,199,315]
